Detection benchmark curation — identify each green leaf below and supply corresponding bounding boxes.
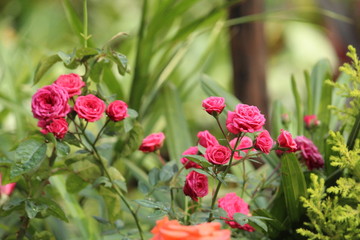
[281,153,307,223]
[66,174,88,193]
[33,55,61,85]
[56,141,70,157]
[291,75,303,136]
[233,213,249,226]
[76,47,99,59]
[162,84,192,161]
[11,139,47,178]
[148,168,160,186]
[37,198,69,222]
[89,60,106,83]
[134,199,165,209]
[138,181,150,194]
[160,163,177,182]
[93,216,109,224]
[249,217,268,232]
[25,199,47,219]
[115,121,143,157]
[57,51,74,65]
[63,133,81,147]
[182,155,212,168]
[99,186,121,222]
[109,52,128,75]
[201,74,239,111]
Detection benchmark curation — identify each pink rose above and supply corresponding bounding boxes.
[230,136,253,160]
[0,173,16,196]
[295,136,324,170]
[31,84,70,120]
[181,146,202,169]
[226,104,265,134]
[38,118,68,139]
[106,100,129,122]
[74,94,106,122]
[202,96,225,115]
[254,130,274,154]
[139,132,165,153]
[277,129,297,152]
[197,130,219,148]
[218,192,255,231]
[183,171,208,201]
[205,145,231,165]
[303,115,320,129]
[54,73,85,97]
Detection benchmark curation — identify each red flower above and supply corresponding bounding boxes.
[202,96,225,115]
[38,118,68,139]
[277,129,297,152]
[180,146,201,169]
[31,85,70,120]
[303,115,320,129]
[295,136,324,170]
[106,100,129,122]
[226,104,265,134]
[254,130,274,154]
[139,132,165,153]
[205,145,231,165]
[218,192,255,232]
[197,130,219,148]
[183,171,208,202]
[54,73,85,97]
[230,136,254,160]
[74,94,106,122]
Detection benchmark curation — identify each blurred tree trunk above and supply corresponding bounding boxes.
[228,0,268,121]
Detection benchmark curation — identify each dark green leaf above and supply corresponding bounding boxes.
[63,133,81,147]
[249,217,268,232]
[182,155,212,168]
[109,52,128,75]
[57,51,74,65]
[138,181,150,194]
[89,60,106,83]
[291,75,303,136]
[115,121,143,157]
[76,47,98,59]
[36,198,68,222]
[66,174,88,193]
[149,168,160,186]
[233,213,249,226]
[99,186,121,222]
[93,216,109,224]
[134,199,164,209]
[56,141,70,157]
[113,179,127,193]
[281,153,307,223]
[160,163,177,182]
[93,176,112,188]
[11,139,47,178]
[25,200,47,219]
[33,55,61,85]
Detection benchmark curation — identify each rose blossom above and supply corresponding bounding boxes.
[295,136,324,170]
[277,129,297,152]
[254,130,274,154]
[74,94,106,122]
[150,216,231,240]
[205,145,231,165]
[226,104,266,134]
[139,132,165,153]
[183,171,208,201]
[31,84,70,120]
[303,115,320,129]
[202,96,225,115]
[197,130,219,148]
[54,73,85,97]
[106,100,129,121]
[181,146,201,169]
[0,173,16,196]
[38,118,68,139]
[230,136,253,160]
[218,192,255,232]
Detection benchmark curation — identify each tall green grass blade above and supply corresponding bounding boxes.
[291,75,303,136]
[310,59,331,115]
[162,84,192,161]
[61,0,83,40]
[270,100,283,138]
[304,70,312,115]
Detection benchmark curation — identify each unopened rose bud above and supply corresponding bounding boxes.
[281,113,290,126]
[303,115,320,130]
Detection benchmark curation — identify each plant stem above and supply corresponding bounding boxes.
[207,133,242,222]
[16,216,30,240]
[83,0,88,48]
[215,116,230,146]
[93,118,111,145]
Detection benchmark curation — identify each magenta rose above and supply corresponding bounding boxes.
[181,146,202,169]
[0,173,16,196]
[230,136,253,160]
[139,132,165,153]
[197,130,219,148]
[106,100,129,122]
[254,130,274,154]
[295,136,324,170]
[183,171,208,202]
[54,73,85,97]
[202,96,225,115]
[205,145,231,165]
[226,104,266,134]
[303,115,320,129]
[218,192,255,231]
[74,94,106,122]
[31,84,70,120]
[277,129,297,152]
[38,118,68,139]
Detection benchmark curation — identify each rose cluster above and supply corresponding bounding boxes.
[31,73,129,139]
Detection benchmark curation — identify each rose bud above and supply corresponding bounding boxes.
[226,104,265,134]
[303,115,320,130]
[139,132,165,153]
[197,130,219,148]
[254,130,274,154]
[54,73,85,97]
[38,118,68,139]
[74,94,106,122]
[106,100,129,122]
[277,129,297,152]
[202,96,225,116]
[183,171,208,201]
[205,145,231,165]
